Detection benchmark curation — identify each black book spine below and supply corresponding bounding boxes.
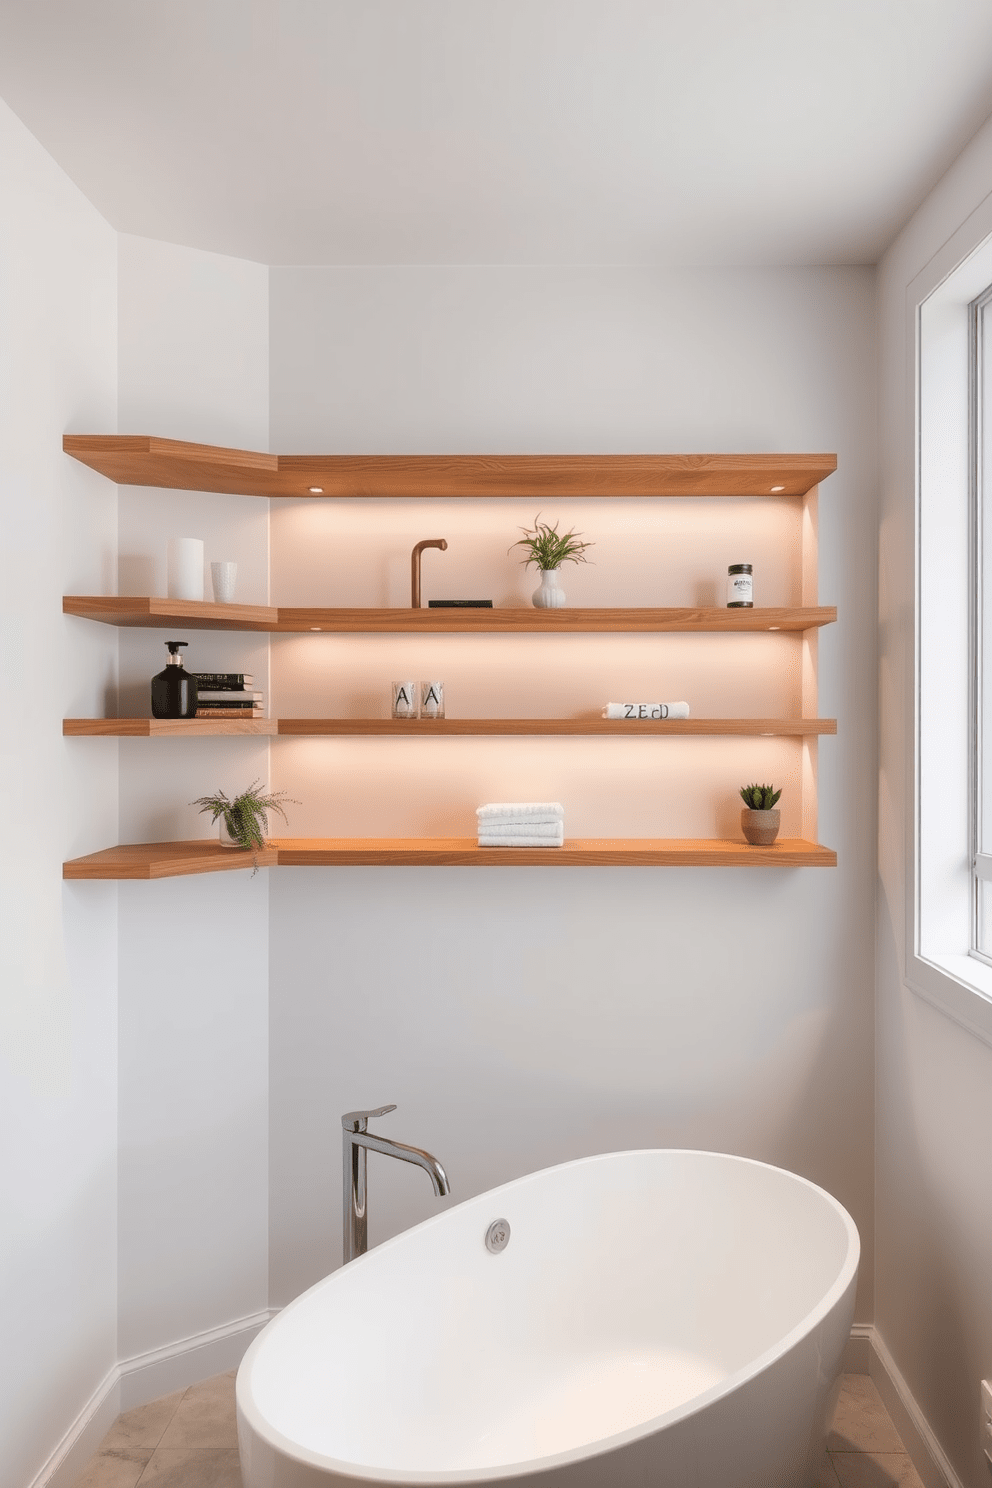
[192,673,253,689]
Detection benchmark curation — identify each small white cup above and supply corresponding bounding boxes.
[211,561,238,604]
[392,681,418,719]
[167,538,204,601]
[420,680,444,719]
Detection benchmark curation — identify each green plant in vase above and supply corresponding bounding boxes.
[739,782,782,846]
[193,780,299,872]
[510,513,593,610]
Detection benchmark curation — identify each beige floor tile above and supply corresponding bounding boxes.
[816,1450,843,1487]
[73,1448,154,1488]
[830,1452,926,1488]
[828,1376,907,1454]
[97,1391,186,1452]
[157,1373,238,1450]
[135,1447,242,1488]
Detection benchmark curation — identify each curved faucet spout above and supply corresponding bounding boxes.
[411,538,447,608]
[341,1105,450,1262]
[350,1129,450,1196]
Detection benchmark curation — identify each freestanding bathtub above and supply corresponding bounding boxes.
[237,1149,859,1488]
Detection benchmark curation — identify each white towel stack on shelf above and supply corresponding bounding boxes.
[477,802,565,848]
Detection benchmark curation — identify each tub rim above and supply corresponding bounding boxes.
[237,1147,860,1486]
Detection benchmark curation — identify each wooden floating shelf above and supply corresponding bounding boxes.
[64,717,836,738]
[279,718,837,737]
[63,596,279,630]
[63,597,837,634]
[64,718,278,736]
[63,837,838,878]
[64,436,837,500]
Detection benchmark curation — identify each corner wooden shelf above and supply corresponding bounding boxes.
[63,597,837,634]
[63,837,837,878]
[64,718,277,736]
[63,436,836,500]
[63,596,278,630]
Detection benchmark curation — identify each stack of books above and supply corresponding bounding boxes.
[192,672,264,719]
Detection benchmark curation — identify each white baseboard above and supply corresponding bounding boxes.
[26,1367,121,1488]
[843,1322,873,1374]
[117,1308,276,1412]
[36,1309,277,1488]
[867,1327,963,1488]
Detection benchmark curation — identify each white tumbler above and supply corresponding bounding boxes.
[211,561,237,603]
[167,538,204,601]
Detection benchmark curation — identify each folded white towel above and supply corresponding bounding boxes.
[477,802,564,820]
[480,815,562,829]
[478,831,565,848]
[480,820,564,838]
[602,702,690,720]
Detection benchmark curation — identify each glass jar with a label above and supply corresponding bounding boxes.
[727,563,753,608]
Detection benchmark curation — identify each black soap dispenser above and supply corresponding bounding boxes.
[151,641,198,719]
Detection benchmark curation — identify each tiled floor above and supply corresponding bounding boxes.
[73,1370,925,1488]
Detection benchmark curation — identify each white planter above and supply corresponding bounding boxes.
[532,569,566,608]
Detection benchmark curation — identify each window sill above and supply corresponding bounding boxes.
[908,951,992,1048]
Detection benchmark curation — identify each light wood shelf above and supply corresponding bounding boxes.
[64,717,835,738]
[63,597,837,634]
[277,718,837,737]
[63,837,838,878]
[64,718,277,736]
[63,435,836,500]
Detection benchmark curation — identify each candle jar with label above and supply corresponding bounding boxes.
[727,564,753,607]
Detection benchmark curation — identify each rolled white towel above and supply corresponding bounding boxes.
[480,820,564,839]
[602,702,690,720]
[477,802,564,820]
[478,831,564,848]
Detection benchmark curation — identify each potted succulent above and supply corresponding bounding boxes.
[511,514,593,609]
[193,780,298,871]
[739,783,782,846]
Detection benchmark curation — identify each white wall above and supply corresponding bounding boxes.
[0,98,119,1487]
[266,266,879,1309]
[878,114,992,1488]
[115,236,272,1371]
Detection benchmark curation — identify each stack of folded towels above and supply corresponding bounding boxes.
[477,802,565,848]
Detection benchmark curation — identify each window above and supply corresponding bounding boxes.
[912,230,992,1042]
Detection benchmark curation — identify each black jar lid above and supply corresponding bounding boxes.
[728,563,752,574]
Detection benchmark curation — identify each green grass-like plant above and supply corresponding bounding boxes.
[510,514,594,571]
[192,780,299,872]
[739,782,782,811]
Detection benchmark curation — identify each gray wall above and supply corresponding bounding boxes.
[266,265,879,1311]
[0,97,119,1486]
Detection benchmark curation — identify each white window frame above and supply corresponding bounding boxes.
[911,220,992,1045]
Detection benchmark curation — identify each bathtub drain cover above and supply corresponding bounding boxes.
[485,1219,511,1253]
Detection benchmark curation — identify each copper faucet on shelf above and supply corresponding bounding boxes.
[411,537,447,608]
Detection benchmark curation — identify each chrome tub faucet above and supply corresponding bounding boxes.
[342,1104,450,1263]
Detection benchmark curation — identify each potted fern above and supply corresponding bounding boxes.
[739,783,782,846]
[511,514,593,609]
[193,780,298,870]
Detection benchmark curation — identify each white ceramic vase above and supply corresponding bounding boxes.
[532,569,565,608]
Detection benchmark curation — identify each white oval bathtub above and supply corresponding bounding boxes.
[237,1150,859,1488]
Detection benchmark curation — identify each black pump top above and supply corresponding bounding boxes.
[165,641,188,653]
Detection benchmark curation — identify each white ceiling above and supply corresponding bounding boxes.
[2,0,992,266]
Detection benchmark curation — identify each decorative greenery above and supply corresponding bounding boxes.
[739,782,782,811]
[192,780,299,872]
[510,514,594,571]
